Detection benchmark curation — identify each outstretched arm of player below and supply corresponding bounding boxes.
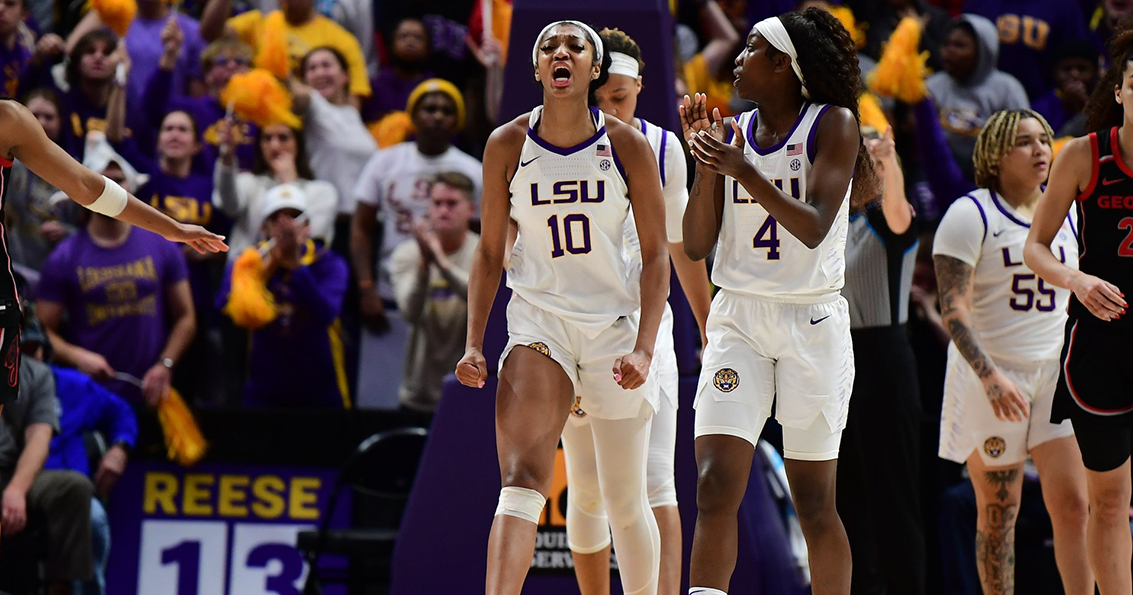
[689,106,858,249]
[455,122,522,389]
[3,102,226,254]
[610,121,670,391]
[680,94,725,261]
[934,255,1029,422]
[1025,137,1126,322]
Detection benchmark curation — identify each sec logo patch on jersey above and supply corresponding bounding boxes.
[713,368,740,393]
[984,436,1006,458]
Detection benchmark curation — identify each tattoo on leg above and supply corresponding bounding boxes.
[975,502,1017,595]
[985,469,1019,502]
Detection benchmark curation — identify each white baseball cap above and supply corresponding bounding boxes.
[261,183,308,220]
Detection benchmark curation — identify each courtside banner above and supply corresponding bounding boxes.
[106,462,349,595]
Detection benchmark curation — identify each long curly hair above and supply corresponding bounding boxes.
[778,8,880,211]
[1086,19,1133,132]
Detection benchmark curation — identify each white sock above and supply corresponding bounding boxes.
[688,589,727,595]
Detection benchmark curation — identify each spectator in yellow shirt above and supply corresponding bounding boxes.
[199,0,370,104]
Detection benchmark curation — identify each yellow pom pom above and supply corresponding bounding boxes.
[368,110,413,148]
[255,11,290,79]
[1051,136,1073,164]
[828,6,866,51]
[224,247,278,329]
[220,69,300,129]
[158,388,208,467]
[859,92,890,133]
[867,16,930,103]
[91,0,137,36]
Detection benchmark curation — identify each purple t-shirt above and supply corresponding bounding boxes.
[136,170,228,321]
[125,14,205,106]
[38,228,189,402]
[0,40,31,100]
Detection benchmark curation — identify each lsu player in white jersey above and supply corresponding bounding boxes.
[680,9,880,595]
[455,20,670,595]
[934,110,1092,595]
[561,28,712,595]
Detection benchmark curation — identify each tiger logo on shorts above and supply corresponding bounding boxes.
[571,396,587,417]
[527,342,551,357]
[984,436,1006,458]
[713,368,740,393]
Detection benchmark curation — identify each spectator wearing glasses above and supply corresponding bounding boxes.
[141,36,259,173]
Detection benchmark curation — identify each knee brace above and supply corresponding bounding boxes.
[494,486,546,524]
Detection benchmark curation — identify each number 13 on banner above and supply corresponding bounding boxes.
[138,520,313,595]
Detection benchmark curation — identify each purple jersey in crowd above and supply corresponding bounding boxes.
[38,228,188,402]
[125,13,205,108]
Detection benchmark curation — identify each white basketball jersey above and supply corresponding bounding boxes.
[933,188,1079,363]
[623,118,685,265]
[714,104,851,300]
[507,106,638,335]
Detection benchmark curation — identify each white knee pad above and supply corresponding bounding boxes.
[566,496,612,554]
[494,486,546,524]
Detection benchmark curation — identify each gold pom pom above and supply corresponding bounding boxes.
[255,11,290,79]
[368,110,413,148]
[220,69,301,129]
[158,388,208,466]
[1051,136,1073,163]
[91,0,137,37]
[224,247,278,329]
[828,6,866,51]
[858,92,890,134]
[867,17,930,103]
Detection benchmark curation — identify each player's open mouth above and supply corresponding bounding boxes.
[552,65,572,87]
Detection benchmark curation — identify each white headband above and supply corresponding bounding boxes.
[753,16,809,99]
[607,51,639,79]
[531,20,604,67]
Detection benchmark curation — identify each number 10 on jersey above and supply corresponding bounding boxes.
[547,214,592,258]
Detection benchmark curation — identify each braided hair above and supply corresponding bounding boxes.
[1086,18,1133,132]
[972,109,1054,190]
[776,8,880,211]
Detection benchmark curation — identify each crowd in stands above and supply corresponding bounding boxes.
[0,0,1123,592]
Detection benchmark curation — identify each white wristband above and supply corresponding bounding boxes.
[86,176,129,216]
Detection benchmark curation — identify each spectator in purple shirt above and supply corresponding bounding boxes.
[363,17,432,124]
[35,136,197,407]
[141,34,258,173]
[59,30,130,160]
[0,0,64,99]
[1031,40,1099,137]
[217,184,350,409]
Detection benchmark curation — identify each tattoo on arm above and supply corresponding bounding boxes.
[935,255,997,380]
[974,469,1020,595]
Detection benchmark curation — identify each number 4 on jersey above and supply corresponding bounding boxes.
[753,216,781,260]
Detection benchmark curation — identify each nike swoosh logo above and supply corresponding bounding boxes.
[1103,178,1122,186]
[992,229,1005,237]
[810,315,831,325]
[520,156,541,167]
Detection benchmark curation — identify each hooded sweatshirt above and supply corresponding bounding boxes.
[926,14,1029,181]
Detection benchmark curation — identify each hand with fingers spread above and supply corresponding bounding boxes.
[689,119,752,180]
[612,349,651,390]
[1071,273,1126,322]
[456,348,488,388]
[982,368,1030,422]
[679,93,726,144]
